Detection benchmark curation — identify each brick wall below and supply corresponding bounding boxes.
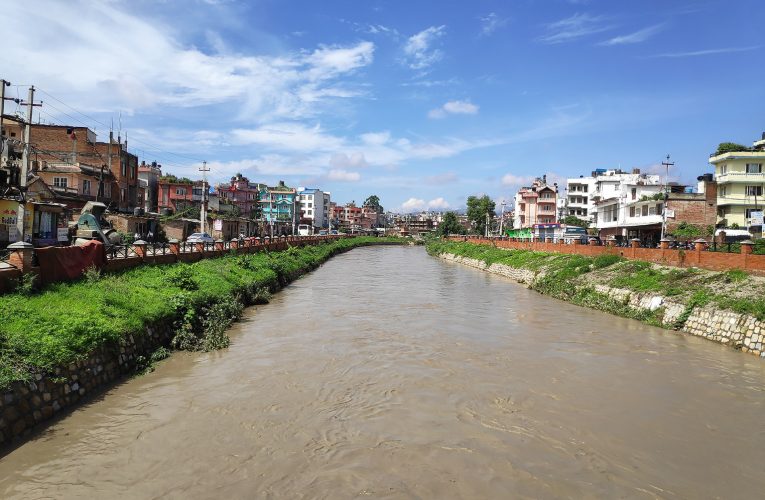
[666,181,717,234]
[451,236,765,275]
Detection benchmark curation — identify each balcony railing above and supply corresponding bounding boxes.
[716,172,765,183]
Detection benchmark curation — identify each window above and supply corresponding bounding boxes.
[746,163,762,174]
[121,160,127,177]
[631,188,637,200]
[82,179,91,195]
[642,205,649,216]
[629,206,635,217]
[176,187,187,196]
[657,203,663,215]
[719,186,727,197]
[719,164,727,175]
[53,177,68,188]
[121,188,127,202]
[746,185,763,197]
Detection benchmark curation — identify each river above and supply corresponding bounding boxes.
[1,246,764,499]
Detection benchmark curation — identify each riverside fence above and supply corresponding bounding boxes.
[449,236,765,275]
[0,235,348,294]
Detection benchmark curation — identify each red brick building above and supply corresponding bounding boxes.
[216,173,259,218]
[3,118,140,212]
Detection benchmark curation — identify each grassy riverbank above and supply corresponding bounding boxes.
[427,239,765,327]
[0,237,402,389]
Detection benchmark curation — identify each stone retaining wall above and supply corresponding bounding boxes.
[0,322,175,448]
[439,252,765,360]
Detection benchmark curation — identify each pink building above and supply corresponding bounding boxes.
[514,176,558,228]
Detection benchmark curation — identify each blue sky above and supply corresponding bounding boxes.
[3,0,764,212]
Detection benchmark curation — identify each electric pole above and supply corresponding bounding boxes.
[17,86,41,242]
[499,201,506,236]
[199,161,210,235]
[660,154,674,241]
[0,79,9,151]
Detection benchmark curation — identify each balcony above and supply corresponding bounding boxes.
[716,172,765,183]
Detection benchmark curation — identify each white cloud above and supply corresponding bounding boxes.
[538,13,612,44]
[427,197,450,209]
[479,13,508,37]
[360,131,391,145]
[401,198,426,211]
[0,1,375,121]
[648,46,761,58]
[327,169,361,182]
[329,152,369,169]
[501,173,535,186]
[404,26,446,70]
[600,24,664,46]
[230,123,345,152]
[424,172,458,185]
[428,100,479,119]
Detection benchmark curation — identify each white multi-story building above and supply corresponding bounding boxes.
[296,187,331,232]
[589,169,662,242]
[565,175,598,222]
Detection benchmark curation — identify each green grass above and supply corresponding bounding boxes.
[427,238,760,329]
[0,237,401,389]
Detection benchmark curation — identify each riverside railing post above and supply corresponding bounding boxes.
[7,241,35,273]
[168,239,181,262]
[133,240,147,260]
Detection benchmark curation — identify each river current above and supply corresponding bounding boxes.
[1,246,764,498]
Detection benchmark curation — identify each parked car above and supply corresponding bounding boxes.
[186,232,214,243]
[330,230,339,235]
[318,230,328,235]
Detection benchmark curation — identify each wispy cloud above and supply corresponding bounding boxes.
[404,25,446,70]
[648,45,761,58]
[600,24,664,46]
[424,172,458,185]
[428,100,479,119]
[479,13,508,37]
[327,169,361,182]
[538,13,612,44]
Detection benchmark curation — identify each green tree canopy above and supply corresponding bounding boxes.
[562,215,589,228]
[437,211,465,237]
[363,195,383,212]
[466,195,496,236]
[715,142,750,156]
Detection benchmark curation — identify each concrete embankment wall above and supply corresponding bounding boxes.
[0,239,399,450]
[439,252,765,359]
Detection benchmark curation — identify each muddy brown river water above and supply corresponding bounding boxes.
[1,246,764,499]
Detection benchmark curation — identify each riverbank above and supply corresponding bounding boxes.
[427,239,765,359]
[0,237,403,447]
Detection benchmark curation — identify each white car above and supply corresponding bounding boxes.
[186,232,214,243]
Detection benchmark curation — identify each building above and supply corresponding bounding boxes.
[158,175,197,214]
[258,180,299,235]
[565,175,598,222]
[2,118,140,212]
[33,161,116,211]
[330,202,362,232]
[590,169,663,242]
[138,161,162,213]
[514,175,558,228]
[710,133,765,232]
[296,187,331,232]
[216,173,259,218]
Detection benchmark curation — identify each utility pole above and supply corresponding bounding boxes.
[17,86,41,242]
[485,210,489,237]
[660,154,674,241]
[199,161,210,235]
[499,201,506,236]
[0,79,9,151]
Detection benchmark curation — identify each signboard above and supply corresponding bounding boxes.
[57,227,70,242]
[0,200,19,226]
[665,209,675,219]
[750,211,764,226]
[213,219,223,231]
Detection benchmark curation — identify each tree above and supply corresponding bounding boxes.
[363,195,383,212]
[466,195,496,236]
[562,215,589,228]
[715,142,750,156]
[437,211,465,237]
